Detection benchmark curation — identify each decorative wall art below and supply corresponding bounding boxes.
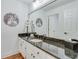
[4,13,19,27]
[36,18,43,27]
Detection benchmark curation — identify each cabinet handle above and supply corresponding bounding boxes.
[64,32,68,35]
[33,56,35,58]
[20,43,22,46]
[31,53,33,56]
[25,47,26,49]
[37,52,39,54]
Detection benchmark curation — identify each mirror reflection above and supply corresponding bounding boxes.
[28,0,78,40]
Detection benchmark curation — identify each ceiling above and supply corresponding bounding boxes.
[18,0,33,5]
[42,0,76,11]
[18,0,77,10]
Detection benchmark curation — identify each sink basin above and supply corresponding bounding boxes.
[30,39,43,47]
[30,39,43,43]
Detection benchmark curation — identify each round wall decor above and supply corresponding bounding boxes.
[4,13,19,27]
[36,18,43,27]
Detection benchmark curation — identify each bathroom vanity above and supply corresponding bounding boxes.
[18,33,78,59]
[18,37,58,59]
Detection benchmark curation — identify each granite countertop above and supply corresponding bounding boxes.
[18,33,78,59]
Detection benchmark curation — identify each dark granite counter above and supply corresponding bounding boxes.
[18,33,78,59]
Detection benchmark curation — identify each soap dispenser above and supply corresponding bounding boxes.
[30,34,34,39]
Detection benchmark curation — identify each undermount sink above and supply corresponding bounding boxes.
[30,39,43,43]
[30,39,43,47]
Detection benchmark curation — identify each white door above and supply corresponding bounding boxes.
[48,14,59,38]
[64,7,78,40]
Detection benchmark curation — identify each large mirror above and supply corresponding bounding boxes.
[28,0,78,40]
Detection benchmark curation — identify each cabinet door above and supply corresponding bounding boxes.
[26,42,34,59]
[23,41,58,59]
[26,42,45,59]
[18,38,24,51]
[58,47,65,59]
[45,53,57,59]
[32,45,57,59]
[26,52,33,59]
[32,46,45,59]
[48,43,58,56]
[18,38,26,58]
[18,38,22,50]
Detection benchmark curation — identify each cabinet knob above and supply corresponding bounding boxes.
[37,52,39,54]
[31,53,33,56]
[33,56,35,58]
[64,32,68,35]
[20,43,22,46]
[25,47,26,49]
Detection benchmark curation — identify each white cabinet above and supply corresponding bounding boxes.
[57,47,72,59]
[26,42,34,59]
[48,44,58,56]
[18,38,24,52]
[25,41,45,59]
[26,42,57,59]
[18,37,58,59]
[18,38,27,58]
[45,53,57,59]
[57,47,64,59]
[32,45,46,59]
[18,38,32,59]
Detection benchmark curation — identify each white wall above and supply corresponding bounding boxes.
[46,0,78,40]
[1,0,28,57]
